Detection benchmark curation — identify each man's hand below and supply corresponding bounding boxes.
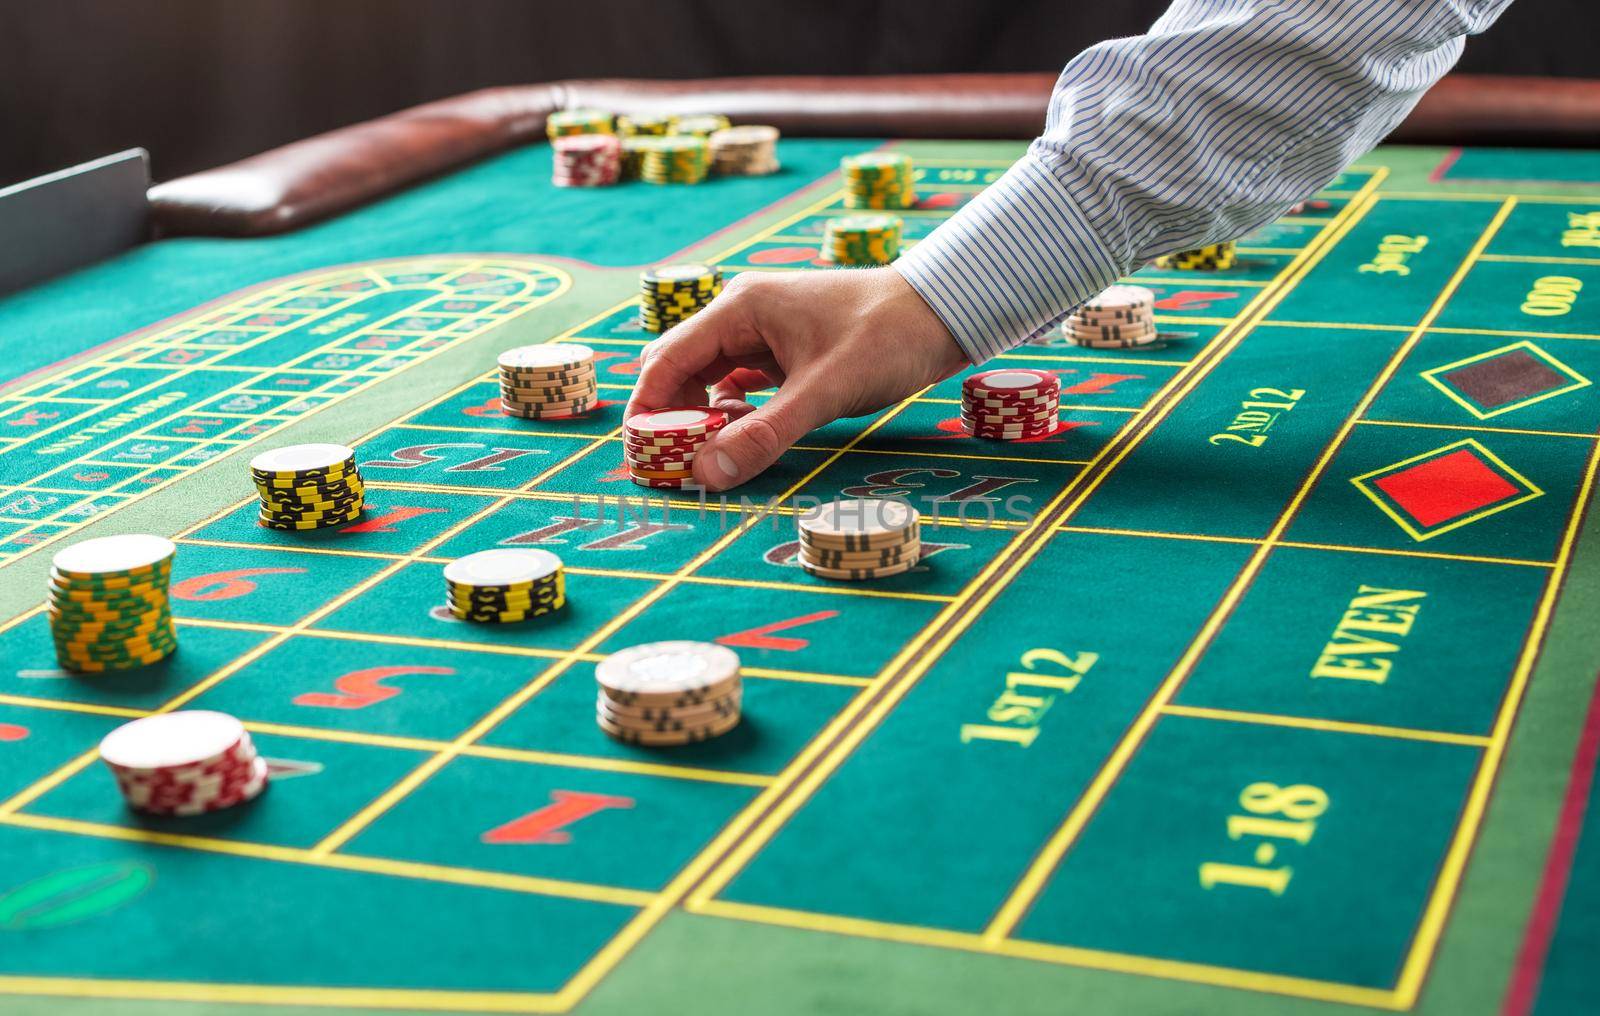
[625,267,969,491]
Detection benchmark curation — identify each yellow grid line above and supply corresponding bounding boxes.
[1159,704,1492,747]
[984,196,1516,968]
[680,172,1390,1004]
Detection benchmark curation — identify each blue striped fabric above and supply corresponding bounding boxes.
[897,0,1514,363]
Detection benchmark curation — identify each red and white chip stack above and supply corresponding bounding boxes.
[99,711,269,817]
[552,134,622,187]
[960,368,1062,440]
[622,407,729,489]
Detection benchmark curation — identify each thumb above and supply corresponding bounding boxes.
[692,381,832,491]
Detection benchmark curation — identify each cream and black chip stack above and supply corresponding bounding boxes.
[639,264,722,332]
[251,444,365,531]
[595,641,743,746]
[709,125,780,176]
[444,549,566,623]
[797,498,921,581]
[1062,285,1159,349]
[498,343,598,419]
[48,534,178,673]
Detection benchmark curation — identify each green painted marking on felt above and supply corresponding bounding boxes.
[0,861,152,931]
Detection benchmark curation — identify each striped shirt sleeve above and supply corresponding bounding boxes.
[896,0,1515,363]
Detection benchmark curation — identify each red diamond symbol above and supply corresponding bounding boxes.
[1372,447,1523,528]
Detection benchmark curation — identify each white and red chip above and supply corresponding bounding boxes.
[624,407,728,438]
[960,369,1061,440]
[552,134,621,187]
[99,711,269,817]
[621,407,729,488]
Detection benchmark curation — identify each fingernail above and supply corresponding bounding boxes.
[704,450,740,486]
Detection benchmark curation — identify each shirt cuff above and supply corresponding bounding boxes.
[894,151,1122,363]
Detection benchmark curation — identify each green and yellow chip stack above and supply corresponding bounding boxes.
[48,534,178,673]
[840,152,916,210]
[619,137,649,180]
[821,214,903,265]
[617,113,672,137]
[251,444,366,531]
[668,113,731,137]
[637,136,711,184]
[1154,240,1237,271]
[545,109,614,139]
[639,263,723,332]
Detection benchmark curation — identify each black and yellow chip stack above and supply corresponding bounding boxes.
[637,136,711,185]
[668,113,731,137]
[1154,240,1237,271]
[840,152,917,209]
[545,109,614,139]
[444,549,566,624]
[48,534,178,673]
[821,214,903,265]
[639,263,723,332]
[250,444,365,531]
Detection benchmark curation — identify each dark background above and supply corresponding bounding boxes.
[3,0,1595,187]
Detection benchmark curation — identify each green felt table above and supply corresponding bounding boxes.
[1,138,1600,1016]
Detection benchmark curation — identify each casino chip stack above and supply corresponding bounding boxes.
[546,109,613,139]
[619,137,649,181]
[100,711,268,816]
[821,214,902,265]
[48,534,178,673]
[668,113,731,137]
[251,444,365,530]
[623,407,728,489]
[1155,240,1237,271]
[1062,285,1159,349]
[960,368,1061,440]
[637,136,711,185]
[796,498,921,580]
[551,134,621,187]
[497,343,598,418]
[444,548,565,623]
[709,125,780,176]
[594,641,743,746]
[639,263,722,332]
[840,152,916,210]
[617,113,671,137]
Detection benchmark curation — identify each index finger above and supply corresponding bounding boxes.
[626,293,762,419]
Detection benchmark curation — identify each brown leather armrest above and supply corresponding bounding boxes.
[1391,74,1600,146]
[148,72,1600,238]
